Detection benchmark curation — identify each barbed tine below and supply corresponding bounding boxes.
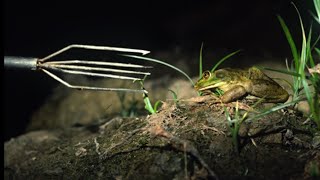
[42,64,151,75]
[41,68,147,93]
[39,44,150,62]
[47,66,143,81]
[44,60,152,68]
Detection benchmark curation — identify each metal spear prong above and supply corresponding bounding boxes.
[38,44,150,62]
[41,68,148,93]
[35,44,152,93]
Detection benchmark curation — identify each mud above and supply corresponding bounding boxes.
[4,93,320,179]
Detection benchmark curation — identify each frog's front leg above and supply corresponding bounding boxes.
[221,85,247,103]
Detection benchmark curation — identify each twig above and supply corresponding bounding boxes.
[150,125,219,180]
[94,137,101,155]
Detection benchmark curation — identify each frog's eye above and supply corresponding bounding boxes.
[202,71,211,79]
[216,72,225,78]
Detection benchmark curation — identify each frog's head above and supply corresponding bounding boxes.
[194,69,240,91]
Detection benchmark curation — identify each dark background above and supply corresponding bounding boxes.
[4,0,318,141]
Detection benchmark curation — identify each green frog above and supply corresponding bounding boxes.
[194,67,289,103]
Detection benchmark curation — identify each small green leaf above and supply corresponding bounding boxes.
[153,100,163,112]
[143,93,156,114]
[168,89,178,103]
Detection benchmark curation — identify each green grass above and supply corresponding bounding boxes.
[224,97,275,152]
[141,88,178,115]
[224,101,244,153]
[310,0,320,24]
[276,2,320,129]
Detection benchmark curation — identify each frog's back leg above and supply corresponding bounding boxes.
[250,79,289,103]
[221,85,247,103]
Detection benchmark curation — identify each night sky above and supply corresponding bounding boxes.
[4,0,318,141]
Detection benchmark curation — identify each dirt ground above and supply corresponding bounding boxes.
[4,74,320,179]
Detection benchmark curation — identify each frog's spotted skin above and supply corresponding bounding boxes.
[194,67,289,103]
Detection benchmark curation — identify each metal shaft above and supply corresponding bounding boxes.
[4,56,38,70]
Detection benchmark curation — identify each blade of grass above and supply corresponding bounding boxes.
[168,89,178,103]
[309,35,320,68]
[211,50,242,72]
[293,2,315,110]
[278,12,304,99]
[307,28,317,67]
[293,3,307,75]
[315,48,320,56]
[261,67,302,77]
[311,35,320,50]
[302,79,313,109]
[199,43,204,78]
[246,99,301,122]
[122,54,194,86]
[311,0,320,24]
[277,15,300,70]
[153,100,163,112]
[143,93,156,114]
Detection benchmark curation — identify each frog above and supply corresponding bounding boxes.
[194,66,289,103]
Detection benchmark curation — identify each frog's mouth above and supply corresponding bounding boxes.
[197,81,227,91]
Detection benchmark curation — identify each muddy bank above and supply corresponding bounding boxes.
[4,95,320,179]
